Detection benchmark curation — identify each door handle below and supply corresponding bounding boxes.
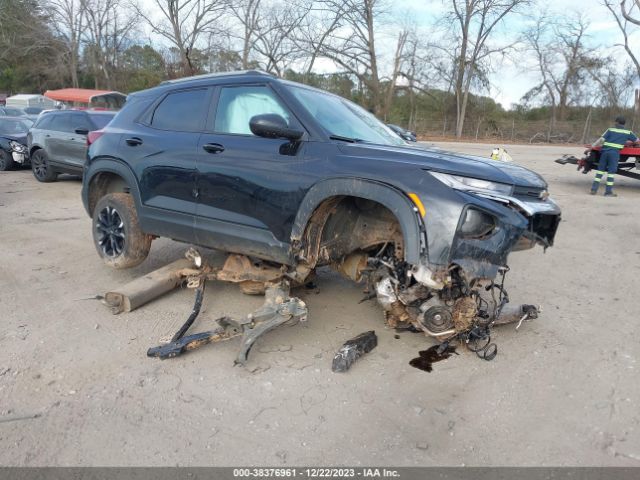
[202,143,225,154]
[126,137,143,146]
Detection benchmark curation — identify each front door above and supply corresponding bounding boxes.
[194,84,308,263]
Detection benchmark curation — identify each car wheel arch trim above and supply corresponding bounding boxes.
[84,158,143,215]
[290,178,426,266]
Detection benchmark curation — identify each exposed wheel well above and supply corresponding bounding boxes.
[29,146,41,157]
[299,196,404,268]
[87,172,130,215]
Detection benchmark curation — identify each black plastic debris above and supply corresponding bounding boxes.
[332,331,378,372]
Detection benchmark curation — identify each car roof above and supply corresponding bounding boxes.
[0,116,31,122]
[158,70,275,86]
[131,70,284,98]
[129,70,348,107]
[42,109,116,116]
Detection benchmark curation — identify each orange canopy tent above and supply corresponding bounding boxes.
[44,88,126,109]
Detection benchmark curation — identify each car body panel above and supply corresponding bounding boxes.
[83,71,561,284]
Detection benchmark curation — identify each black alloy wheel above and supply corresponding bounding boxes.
[31,149,57,182]
[95,205,126,257]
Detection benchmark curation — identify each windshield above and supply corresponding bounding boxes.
[288,86,406,146]
[0,118,32,134]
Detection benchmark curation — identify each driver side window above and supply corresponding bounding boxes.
[213,86,292,135]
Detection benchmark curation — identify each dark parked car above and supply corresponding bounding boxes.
[82,71,561,335]
[0,116,32,171]
[387,123,417,142]
[27,110,115,182]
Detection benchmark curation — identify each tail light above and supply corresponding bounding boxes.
[87,130,105,147]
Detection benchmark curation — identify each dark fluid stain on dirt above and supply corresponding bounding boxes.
[410,344,458,372]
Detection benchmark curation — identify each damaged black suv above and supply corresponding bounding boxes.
[82,70,560,337]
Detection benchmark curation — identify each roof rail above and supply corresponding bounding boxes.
[159,70,274,86]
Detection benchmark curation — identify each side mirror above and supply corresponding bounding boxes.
[249,114,303,141]
[75,127,89,135]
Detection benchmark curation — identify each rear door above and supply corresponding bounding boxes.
[67,113,93,167]
[120,87,210,241]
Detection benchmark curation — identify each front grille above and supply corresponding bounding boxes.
[530,213,560,246]
[513,185,544,198]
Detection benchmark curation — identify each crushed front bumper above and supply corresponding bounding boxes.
[11,151,27,164]
[414,191,561,285]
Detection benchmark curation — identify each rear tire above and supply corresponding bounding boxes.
[92,193,152,269]
[31,149,57,182]
[0,150,14,171]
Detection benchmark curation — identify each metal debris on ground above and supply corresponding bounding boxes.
[101,248,307,365]
[147,279,307,365]
[332,331,378,372]
[103,245,541,368]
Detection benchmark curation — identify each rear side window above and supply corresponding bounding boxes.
[151,89,208,132]
[71,113,92,131]
[49,114,71,133]
[89,114,114,130]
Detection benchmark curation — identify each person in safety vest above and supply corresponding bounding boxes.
[590,116,638,197]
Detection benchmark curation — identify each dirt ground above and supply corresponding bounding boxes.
[1,142,639,466]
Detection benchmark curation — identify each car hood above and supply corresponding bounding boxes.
[1,133,27,145]
[338,143,547,189]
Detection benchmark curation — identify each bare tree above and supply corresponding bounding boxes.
[605,0,640,78]
[83,0,138,89]
[48,0,85,87]
[134,0,228,75]
[294,2,341,79]
[311,0,387,113]
[380,30,408,120]
[253,7,305,75]
[229,0,310,75]
[229,0,262,69]
[522,14,599,140]
[620,0,640,25]
[445,0,527,137]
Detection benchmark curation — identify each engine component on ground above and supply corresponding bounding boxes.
[332,331,378,372]
[419,305,453,334]
[452,296,478,332]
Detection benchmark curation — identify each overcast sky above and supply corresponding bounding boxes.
[139,0,640,109]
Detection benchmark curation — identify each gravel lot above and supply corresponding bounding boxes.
[1,142,639,466]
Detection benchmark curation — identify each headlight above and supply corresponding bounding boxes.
[430,171,513,196]
[459,208,496,238]
[9,141,26,153]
